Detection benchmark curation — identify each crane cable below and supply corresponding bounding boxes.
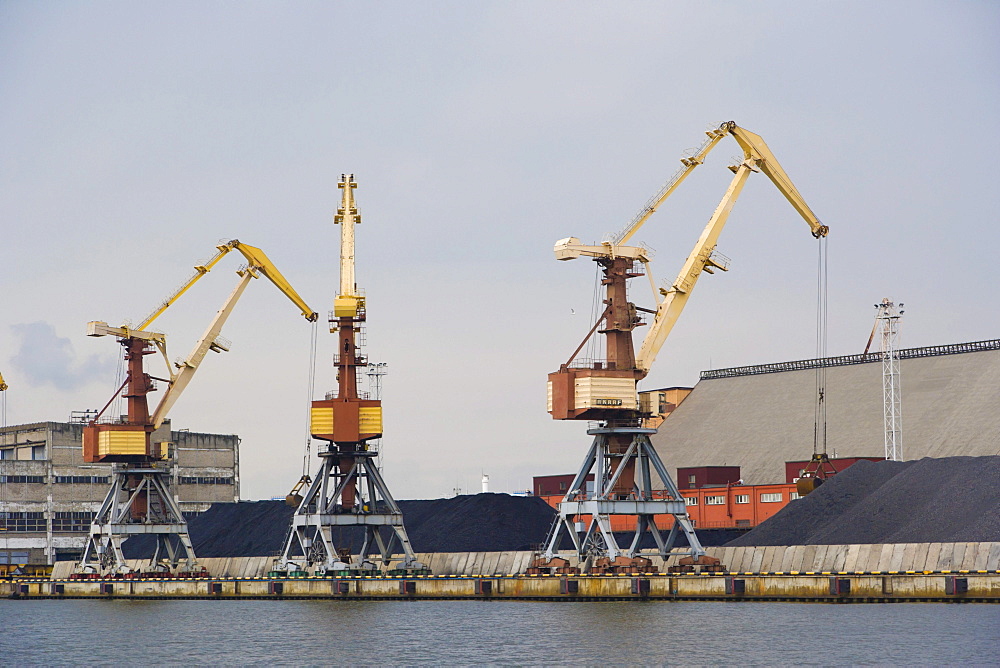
[587,263,603,363]
[302,318,319,477]
[813,236,829,456]
[111,353,126,423]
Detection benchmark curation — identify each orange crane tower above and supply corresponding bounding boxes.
[279,175,426,576]
[534,122,828,575]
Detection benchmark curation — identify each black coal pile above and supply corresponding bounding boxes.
[395,493,557,553]
[727,456,1000,546]
[125,493,558,558]
[123,492,741,558]
[180,499,295,557]
[122,500,293,558]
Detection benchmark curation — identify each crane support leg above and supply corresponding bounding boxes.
[277,449,427,576]
[78,464,197,576]
[533,426,714,575]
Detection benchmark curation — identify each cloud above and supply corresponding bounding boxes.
[9,322,115,391]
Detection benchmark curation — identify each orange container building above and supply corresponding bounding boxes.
[538,481,799,533]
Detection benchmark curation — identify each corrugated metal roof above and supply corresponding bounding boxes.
[650,341,1000,485]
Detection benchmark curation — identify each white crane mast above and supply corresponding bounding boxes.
[336,174,360,298]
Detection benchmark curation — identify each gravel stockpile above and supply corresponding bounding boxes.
[123,492,741,558]
[727,456,1000,546]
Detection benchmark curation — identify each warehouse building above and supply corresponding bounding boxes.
[650,339,1000,486]
[0,419,239,567]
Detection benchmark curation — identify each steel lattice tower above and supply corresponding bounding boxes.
[875,298,904,461]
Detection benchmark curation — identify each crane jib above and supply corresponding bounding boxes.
[552,121,829,416]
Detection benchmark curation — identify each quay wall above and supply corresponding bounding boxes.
[48,542,1000,579]
[6,572,1000,602]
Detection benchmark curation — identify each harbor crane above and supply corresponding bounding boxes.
[536,121,828,574]
[79,240,317,575]
[279,175,427,577]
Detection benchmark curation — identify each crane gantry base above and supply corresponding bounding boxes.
[279,448,426,575]
[78,464,197,576]
[539,426,706,573]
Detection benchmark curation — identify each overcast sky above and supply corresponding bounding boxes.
[2,1,998,500]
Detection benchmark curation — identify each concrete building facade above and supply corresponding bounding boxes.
[0,420,239,567]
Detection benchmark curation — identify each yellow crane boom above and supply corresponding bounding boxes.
[146,242,317,428]
[139,239,318,330]
[88,239,318,437]
[551,122,828,417]
[633,122,827,373]
[149,269,250,428]
[728,124,827,237]
[612,123,731,247]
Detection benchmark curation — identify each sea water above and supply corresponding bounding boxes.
[2,599,997,665]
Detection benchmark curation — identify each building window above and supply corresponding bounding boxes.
[683,497,698,506]
[178,476,234,485]
[760,492,783,503]
[687,474,697,487]
[0,550,31,565]
[54,476,111,484]
[31,445,46,460]
[0,475,45,484]
[0,448,13,460]
[734,494,750,504]
[0,512,46,532]
[705,495,725,505]
[789,492,801,500]
[53,512,96,532]
[559,482,567,491]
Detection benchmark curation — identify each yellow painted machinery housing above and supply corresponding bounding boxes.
[310,399,383,443]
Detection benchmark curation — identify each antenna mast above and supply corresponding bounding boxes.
[875,298,904,461]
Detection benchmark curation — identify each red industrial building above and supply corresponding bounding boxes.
[533,457,880,532]
[676,466,741,490]
[784,456,884,484]
[533,474,594,497]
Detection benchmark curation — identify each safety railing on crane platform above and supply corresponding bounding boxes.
[566,358,644,371]
[331,353,369,367]
[324,390,377,401]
